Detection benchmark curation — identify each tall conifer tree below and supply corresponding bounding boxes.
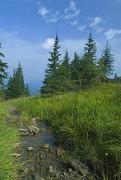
[5,63,28,98]
[81,33,97,88]
[57,50,71,91]
[71,52,81,90]
[41,34,61,94]
[99,42,114,79]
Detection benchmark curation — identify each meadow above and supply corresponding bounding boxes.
[17,83,121,179]
[0,83,121,179]
[0,101,18,180]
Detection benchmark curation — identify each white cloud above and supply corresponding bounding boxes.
[38,7,48,17]
[104,29,121,40]
[70,1,76,11]
[47,10,60,23]
[61,38,86,56]
[42,38,55,49]
[70,20,78,26]
[37,0,81,27]
[90,16,103,27]
[64,9,80,20]
[78,25,86,32]
[64,0,81,20]
[65,0,77,12]
[0,30,48,83]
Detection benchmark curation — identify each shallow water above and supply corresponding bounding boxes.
[19,121,61,180]
[22,121,55,149]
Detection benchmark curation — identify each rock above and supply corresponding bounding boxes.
[27,146,34,151]
[13,153,21,158]
[49,165,54,174]
[19,128,28,133]
[69,168,73,173]
[40,153,44,159]
[70,159,90,176]
[56,147,66,158]
[43,144,49,149]
[55,172,60,178]
[31,118,37,126]
[28,126,40,134]
[20,131,30,136]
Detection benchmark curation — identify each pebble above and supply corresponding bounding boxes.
[13,153,21,158]
[27,146,34,151]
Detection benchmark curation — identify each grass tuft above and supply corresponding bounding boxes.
[0,102,19,180]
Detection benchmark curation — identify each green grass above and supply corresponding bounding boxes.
[0,101,19,180]
[17,83,121,179]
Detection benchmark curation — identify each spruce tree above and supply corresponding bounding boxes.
[15,62,25,96]
[56,50,71,92]
[5,63,27,98]
[5,76,13,99]
[0,43,8,90]
[99,42,114,79]
[71,52,81,90]
[41,34,61,94]
[81,33,97,88]
[84,33,97,61]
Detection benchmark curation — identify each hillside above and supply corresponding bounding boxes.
[0,83,121,179]
[17,83,121,179]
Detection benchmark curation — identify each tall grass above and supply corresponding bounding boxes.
[0,102,19,180]
[17,84,121,179]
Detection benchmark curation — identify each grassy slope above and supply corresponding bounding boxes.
[0,101,18,180]
[17,83,121,178]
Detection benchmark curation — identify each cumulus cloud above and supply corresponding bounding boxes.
[90,16,103,27]
[42,38,55,49]
[104,29,121,40]
[38,7,49,17]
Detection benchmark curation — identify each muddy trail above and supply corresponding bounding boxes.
[8,109,95,180]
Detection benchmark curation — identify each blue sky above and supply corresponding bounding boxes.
[0,0,121,86]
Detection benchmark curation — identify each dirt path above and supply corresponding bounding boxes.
[8,109,95,180]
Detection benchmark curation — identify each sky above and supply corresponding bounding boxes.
[0,0,121,90]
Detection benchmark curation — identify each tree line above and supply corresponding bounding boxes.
[0,32,118,98]
[0,43,29,98]
[41,33,115,94]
